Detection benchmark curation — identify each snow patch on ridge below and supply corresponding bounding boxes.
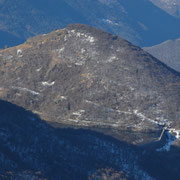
[42,81,55,86]
[17,49,23,57]
[12,86,39,95]
[72,110,85,117]
[36,67,42,72]
[107,56,117,63]
[86,36,95,43]
[102,19,119,26]
[68,30,95,43]
[133,110,165,126]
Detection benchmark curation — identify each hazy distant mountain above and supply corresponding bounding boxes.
[1,0,180,47]
[144,38,180,72]
[150,0,180,18]
[0,30,24,48]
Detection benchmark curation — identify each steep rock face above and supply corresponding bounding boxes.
[0,24,180,144]
[144,38,180,72]
[1,0,180,47]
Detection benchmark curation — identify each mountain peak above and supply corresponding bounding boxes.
[0,24,180,144]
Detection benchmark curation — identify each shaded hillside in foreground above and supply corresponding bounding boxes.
[1,100,180,179]
[0,100,147,180]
